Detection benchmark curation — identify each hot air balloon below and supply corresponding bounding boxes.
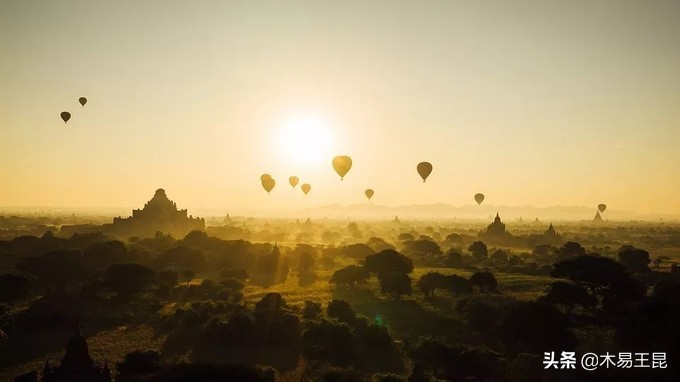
[289,176,299,188]
[365,189,374,200]
[474,193,485,205]
[261,177,275,194]
[598,204,607,213]
[301,183,311,195]
[261,173,272,182]
[60,112,71,124]
[79,97,87,107]
[332,156,352,180]
[417,162,433,182]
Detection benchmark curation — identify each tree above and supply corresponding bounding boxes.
[378,272,412,299]
[653,255,671,269]
[158,270,179,286]
[446,274,472,295]
[417,272,448,297]
[364,249,414,276]
[445,233,463,246]
[302,301,322,320]
[403,239,442,256]
[85,240,130,270]
[557,241,586,261]
[330,265,370,287]
[499,301,576,353]
[540,281,595,314]
[468,241,488,260]
[0,274,30,303]
[366,237,395,252]
[443,248,464,268]
[490,249,509,263]
[155,246,206,270]
[105,263,156,296]
[469,271,497,293]
[457,300,498,332]
[398,233,415,242]
[298,251,316,273]
[552,254,646,313]
[617,245,651,273]
[183,269,195,283]
[341,243,374,260]
[327,299,357,324]
[551,255,625,295]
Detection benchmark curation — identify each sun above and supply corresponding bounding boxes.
[277,112,334,167]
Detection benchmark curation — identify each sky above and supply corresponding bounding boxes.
[1,0,679,215]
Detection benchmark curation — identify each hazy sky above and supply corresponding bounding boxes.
[2,0,679,214]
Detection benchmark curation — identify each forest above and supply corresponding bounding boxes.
[1,216,680,381]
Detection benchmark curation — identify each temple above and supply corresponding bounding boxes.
[533,222,564,246]
[40,327,111,382]
[105,189,205,238]
[479,212,514,244]
[593,210,603,222]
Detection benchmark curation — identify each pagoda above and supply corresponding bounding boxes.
[40,327,111,382]
[106,189,205,238]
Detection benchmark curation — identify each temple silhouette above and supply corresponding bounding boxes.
[479,212,514,244]
[593,210,604,222]
[39,327,111,382]
[530,222,564,246]
[104,188,204,239]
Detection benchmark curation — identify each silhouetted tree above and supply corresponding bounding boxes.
[469,271,497,293]
[468,241,488,260]
[617,245,651,273]
[490,249,509,263]
[183,269,195,283]
[116,350,163,381]
[330,265,370,287]
[158,270,179,286]
[302,301,322,320]
[499,302,576,352]
[557,241,586,261]
[403,240,442,256]
[378,272,412,299]
[341,243,374,260]
[445,233,463,246]
[365,237,395,252]
[398,233,415,242]
[446,274,473,295]
[364,250,413,276]
[105,263,155,296]
[417,272,448,297]
[327,299,357,325]
[0,274,30,303]
[540,281,595,314]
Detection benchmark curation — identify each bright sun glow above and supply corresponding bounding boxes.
[277,113,334,167]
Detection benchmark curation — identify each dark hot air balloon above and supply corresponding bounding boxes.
[332,156,352,180]
[60,112,71,124]
[598,204,607,213]
[261,177,275,194]
[289,176,299,188]
[261,174,272,182]
[417,162,433,182]
[474,193,485,205]
[365,189,374,200]
[79,97,87,107]
[301,183,311,195]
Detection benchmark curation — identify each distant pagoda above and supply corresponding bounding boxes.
[40,326,111,382]
[593,210,603,222]
[107,188,204,238]
[479,212,513,243]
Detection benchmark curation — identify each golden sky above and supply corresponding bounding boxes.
[1,0,679,214]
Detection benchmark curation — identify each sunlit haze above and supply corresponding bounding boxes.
[2,0,680,215]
